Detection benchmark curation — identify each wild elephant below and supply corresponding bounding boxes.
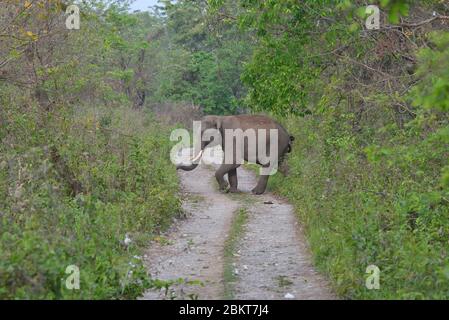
[176,115,294,195]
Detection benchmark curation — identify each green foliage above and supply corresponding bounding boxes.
[2,0,448,300]
[0,1,186,299]
[211,0,449,299]
[0,99,181,300]
[269,116,448,298]
[265,31,449,299]
[411,32,449,111]
[232,0,368,115]
[380,0,410,23]
[149,0,251,114]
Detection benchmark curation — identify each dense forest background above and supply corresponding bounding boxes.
[1,0,448,299]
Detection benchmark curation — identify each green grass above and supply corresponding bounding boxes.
[275,275,293,288]
[227,190,258,206]
[223,208,248,299]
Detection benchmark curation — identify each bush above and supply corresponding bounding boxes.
[0,100,181,299]
[267,33,449,299]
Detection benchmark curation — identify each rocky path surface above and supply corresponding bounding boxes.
[142,147,335,300]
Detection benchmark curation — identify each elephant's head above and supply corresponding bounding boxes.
[176,115,222,171]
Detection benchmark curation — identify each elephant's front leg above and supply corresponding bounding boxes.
[215,164,239,192]
[228,168,238,193]
[251,174,270,195]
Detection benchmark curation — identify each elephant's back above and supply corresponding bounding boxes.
[239,115,289,136]
[232,114,281,129]
[231,114,291,150]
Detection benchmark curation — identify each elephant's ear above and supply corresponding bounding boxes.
[215,117,222,129]
[203,115,222,129]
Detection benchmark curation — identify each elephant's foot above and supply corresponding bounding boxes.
[251,186,266,195]
[229,187,239,193]
[218,182,230,192]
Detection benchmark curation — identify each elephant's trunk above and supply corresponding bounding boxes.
[176,150,203,171]
[176,163,199,171]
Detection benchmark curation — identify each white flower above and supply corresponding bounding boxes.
[124,233,132,246]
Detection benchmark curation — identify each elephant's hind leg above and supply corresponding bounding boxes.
[228,168,238,193]
[252,174,270,195]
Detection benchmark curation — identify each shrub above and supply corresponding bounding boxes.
[267,32,449,299]
[0,101,181,299]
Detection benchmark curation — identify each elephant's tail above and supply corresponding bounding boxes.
[287,135,295,153]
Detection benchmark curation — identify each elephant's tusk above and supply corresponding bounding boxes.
[190,150,203,163]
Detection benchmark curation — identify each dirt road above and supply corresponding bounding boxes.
[142,148,335,300]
